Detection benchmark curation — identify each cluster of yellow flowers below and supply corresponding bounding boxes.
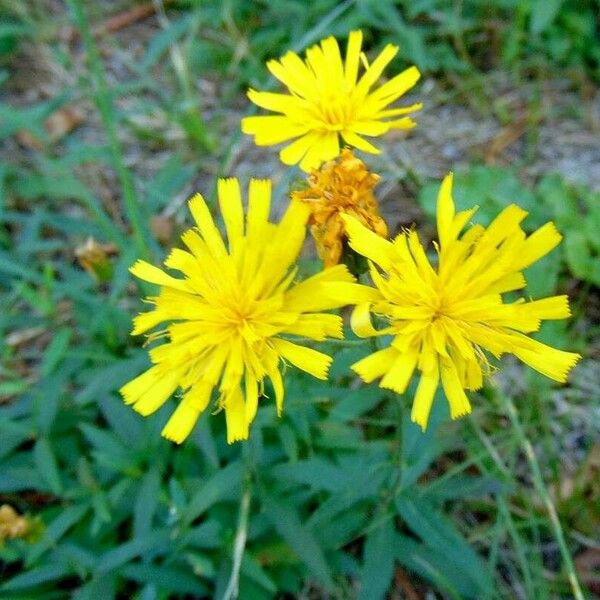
[121,31,580,444]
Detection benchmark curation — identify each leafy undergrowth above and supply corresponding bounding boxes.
[1,1,599,598]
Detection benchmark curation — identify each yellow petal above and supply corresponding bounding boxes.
[284,264,356,312]
[344,30,363,87]
[188,193,227,257]
[320,35,344,84]
[164,248,199,280]
[283,313,343,341]
[129,260,189,292]
[120,366,181,416]
[513,221,562,270]
[340,130,381,154]
[241,115,309,145]
[485,271,526,294]
[380,350,418,393]
[246,89,305,113]
[436,172,455,248]
[259,200,310,292]
[247,179,271,240]
[480,204,528,248]
[355,43,399,96]
[218,178,244,252]
[367,65,421,104]
[517,295,571,321]
[272,338,332,380]
[323,282,381,307]
[299,132,339,172]
[349,120,390,136]
[440,358,471,419]
[132,310,165,335]
[507,333,581,383]
[120,365,161,405]
[351,302,379,337]
[352,346,398,383]
[244,372,259,424]
[342,213,394,270]
[161,381,213,443]
[265,357,285,416]
[407,231,437,286]
[224,387,249,444]
[384,117,417,130]
[280,132,319,166]
[377,103,424,118]
[266,52,318,99]
[411,363,440,430]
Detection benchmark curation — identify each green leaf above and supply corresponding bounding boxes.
[72,575,116,600]
[33,437,63,495]
[261,493,334,590]
[133,466,162,538]
[96,529,172,573]
[76,353,147,406]
[141,16,191,71]
[328,388,383,421]
[564,231,591,281]
[183,461,242,524]
[271,457,349,492]
[359,516,395,600]
[40,328,71,377]
[0,380,29,398]
[394,533,464,599]
[120,563,209,596]
[396,496,492,597]
[27,504,89,565]
[2,563,70,591]
[241,553,277,594]
[182,520,223,549]
[530,0,563,34]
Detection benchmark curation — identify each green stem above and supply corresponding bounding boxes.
[501,393,584,600]
[222,472,252,600]
[68,0,149,259]
[152,0,212,151]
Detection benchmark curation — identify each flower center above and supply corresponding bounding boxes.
[318,93,353,130]
[431,293,451,321]
[221,299,259,338]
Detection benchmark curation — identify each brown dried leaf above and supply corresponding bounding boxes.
[392,567,422,600]
[92,2,158,36]
[151,215,175,245]
[0,505,31,541]
[485,115,529,165]
[16,105,85,149]
[575,548,600,597]
[75,237,119,282]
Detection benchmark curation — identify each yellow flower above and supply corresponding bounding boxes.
[242,30,422,172]
[120,178,358,444]
[341,173,581,429]
[292,148,387,267]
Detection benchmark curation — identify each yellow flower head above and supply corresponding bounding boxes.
[120,178,357,444]
[242,30,422,172]
[343,173,581,429]
[292,148,387,267]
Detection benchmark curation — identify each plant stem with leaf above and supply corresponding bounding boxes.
[222,473,252,600]
[68,0,149,259]
[501,392,584,600]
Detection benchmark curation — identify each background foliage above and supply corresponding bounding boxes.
[0,0,599,598]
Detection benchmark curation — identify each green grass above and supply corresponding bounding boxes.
[0,0,598,598]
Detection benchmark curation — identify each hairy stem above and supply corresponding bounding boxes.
[222,481,252,600]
